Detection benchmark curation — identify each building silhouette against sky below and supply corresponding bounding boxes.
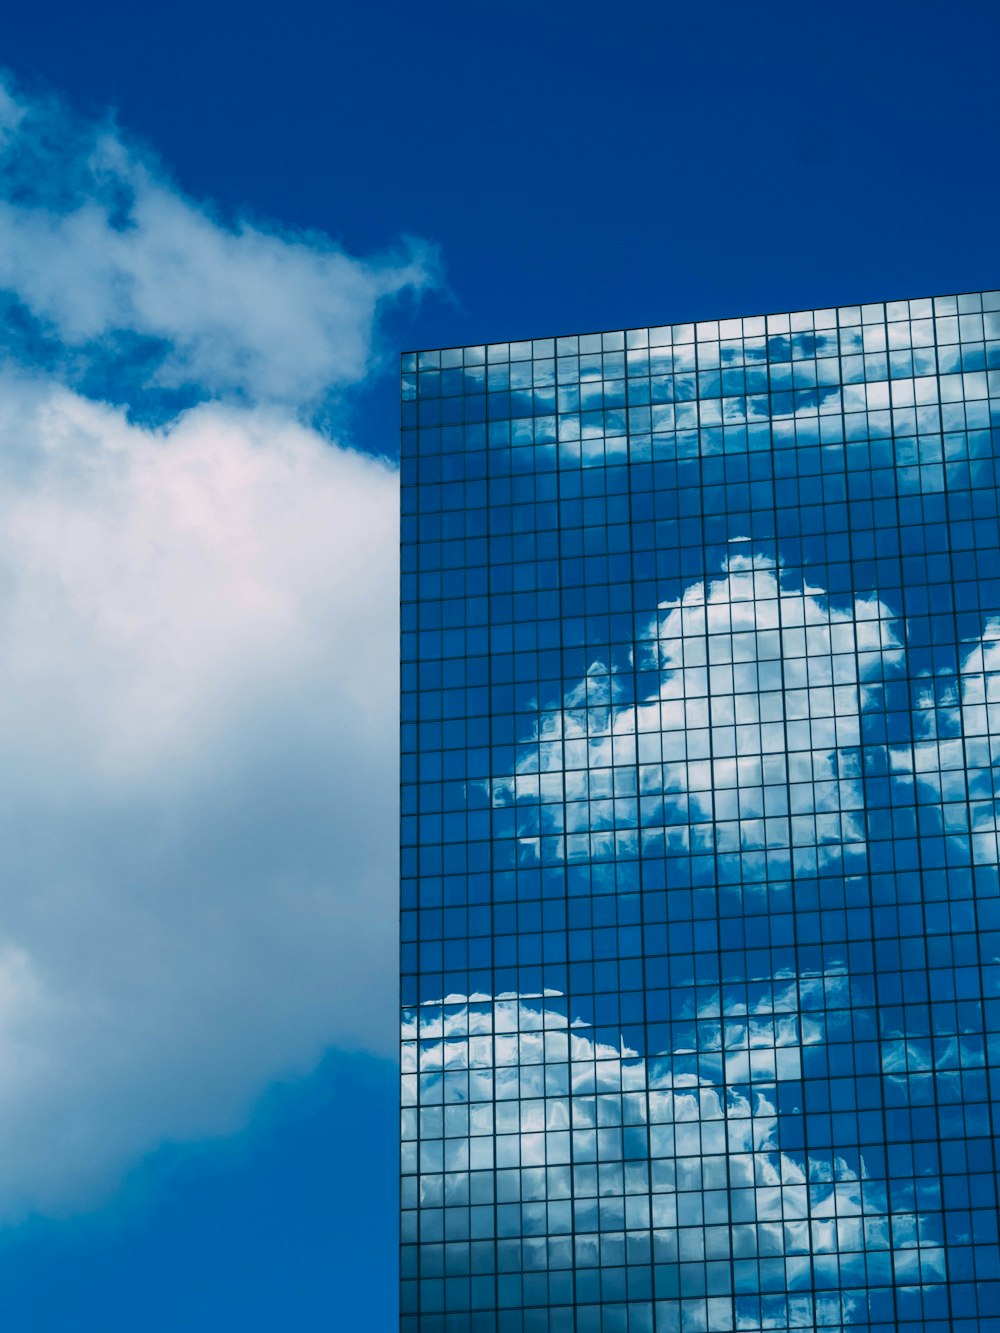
[400,291,1000,1333]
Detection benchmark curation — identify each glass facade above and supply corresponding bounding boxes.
[400,291,1000,1333]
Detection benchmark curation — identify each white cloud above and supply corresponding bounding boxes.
[494,553,903,878]
[0,75,436,407]
[0,73,434,1216]
[890,622,1000,871]
[402,985,945,1324]
[0,371,400,1217]
[956,622,1000,866]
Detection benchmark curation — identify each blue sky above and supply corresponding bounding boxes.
[0,2,996,1329]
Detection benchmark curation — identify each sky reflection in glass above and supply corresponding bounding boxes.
[401,292,1000,1333]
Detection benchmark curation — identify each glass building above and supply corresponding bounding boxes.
[400,291,1000,1333]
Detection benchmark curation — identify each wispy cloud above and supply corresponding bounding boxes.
[0,74,437,411]
[0,75,426,1217]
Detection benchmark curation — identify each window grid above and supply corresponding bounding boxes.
[401,290,1000,1333]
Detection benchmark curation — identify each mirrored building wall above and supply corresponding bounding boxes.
[400,291,1000,1333]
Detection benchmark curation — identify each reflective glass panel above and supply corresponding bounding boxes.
[401,290,1000,1333]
